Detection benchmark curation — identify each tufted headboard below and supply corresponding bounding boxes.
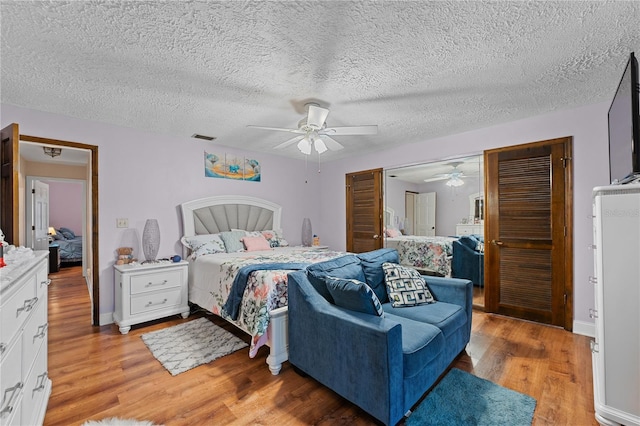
[180,195,283,257]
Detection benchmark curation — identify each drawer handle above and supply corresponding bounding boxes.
[41,279,52,287]
[145,298,168,307]
[32,372,48,396]
[0,343,6,355]
[0,382,23,417]
[33,323,49,343]
[16,296,39,317]
[145,280,168,288]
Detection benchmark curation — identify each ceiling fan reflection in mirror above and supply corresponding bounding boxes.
[247,103,378,155]
[423,162,469,187]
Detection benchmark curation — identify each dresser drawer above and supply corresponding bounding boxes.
[22,297,47,378]
[0,338,23,425]
[130,269,183,295]
[22,340,49,426]
[1,277,37,352]
[130,287,183,315]
[35,263,50,299]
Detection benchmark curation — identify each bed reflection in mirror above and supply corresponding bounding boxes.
[384,155,485,308]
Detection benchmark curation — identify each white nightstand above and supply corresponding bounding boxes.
[113,260,189,334]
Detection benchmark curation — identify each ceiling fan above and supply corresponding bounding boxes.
[423,162,468,187]
[247,103,378,155]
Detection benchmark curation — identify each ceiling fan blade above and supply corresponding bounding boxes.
[318,135,344,151]
[274,135,305,150]
[322,125,378,136]
[306,105,330,129]
[422,176,449,183]
[247,125,304,134]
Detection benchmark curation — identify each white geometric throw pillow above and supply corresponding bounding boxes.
[382,262,435,307]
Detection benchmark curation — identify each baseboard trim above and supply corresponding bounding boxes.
[573,320,595,338]
[99,312,114,326]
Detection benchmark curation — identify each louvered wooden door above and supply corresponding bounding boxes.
[346,168,383,253]
[485,137,573,328]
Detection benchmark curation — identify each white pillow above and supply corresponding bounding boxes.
[180,234,226,259]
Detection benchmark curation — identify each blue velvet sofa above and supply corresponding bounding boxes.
[451,235,484,287]
[287,248,473,426]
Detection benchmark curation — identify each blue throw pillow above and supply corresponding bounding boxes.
[357,248,399,303]
[58,227,76,240]
[324,276,384,316]
[382,262,435,307]
[219,230,246,253]
[306,255,366,303]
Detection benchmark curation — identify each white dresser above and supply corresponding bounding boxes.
[455,223,483,236]
[591,184,640,426]
[113,261,189,334]
[0,251,51,426]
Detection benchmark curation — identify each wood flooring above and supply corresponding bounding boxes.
[44,266,597,426]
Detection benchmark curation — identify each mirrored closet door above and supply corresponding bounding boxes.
[384,155,485,308]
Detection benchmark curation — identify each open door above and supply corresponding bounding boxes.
[484,137,573,329]
[26,179,50,250]
[1,123,19,245]
[346,168,383,253]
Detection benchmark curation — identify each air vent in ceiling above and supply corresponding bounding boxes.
[191,133,216,141]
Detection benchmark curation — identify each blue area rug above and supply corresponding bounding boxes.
[406,368,536,426]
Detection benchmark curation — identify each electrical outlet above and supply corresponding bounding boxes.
[116,218,129,228]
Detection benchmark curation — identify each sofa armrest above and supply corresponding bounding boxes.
[423,276,473,340]
[288,270,405,426]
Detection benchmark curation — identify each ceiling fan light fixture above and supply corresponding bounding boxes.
[446,177,464,187]
[313,137,327,154]
[297,138,312,155]
[43,146,62,158]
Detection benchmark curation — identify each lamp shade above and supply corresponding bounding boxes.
[48,227,57,236]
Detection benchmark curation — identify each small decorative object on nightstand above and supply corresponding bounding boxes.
[113,260,189,334]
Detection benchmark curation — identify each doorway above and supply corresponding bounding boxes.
[1,123,100,326]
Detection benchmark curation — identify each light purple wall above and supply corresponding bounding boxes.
[3,101,609,329]
[45,180,83,235]
[2,103,321,318]
[318,101,610,329]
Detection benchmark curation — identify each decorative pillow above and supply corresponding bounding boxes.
[261,230,289,248]
[242,235,272,251]
[180,234,226,259]
[324,276,384,316]
[385,228,401,238]
[58,227,76,240]
[219,230,247,253]
[382,262,435,307]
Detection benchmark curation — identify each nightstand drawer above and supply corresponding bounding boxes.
[130,288,183,315]
[130,269,182,295]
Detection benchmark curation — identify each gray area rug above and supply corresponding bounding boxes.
[141,317,248,376]
[406,368,536,426]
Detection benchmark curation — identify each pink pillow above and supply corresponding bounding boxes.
[386,228,401,238]
[242,235,271,251]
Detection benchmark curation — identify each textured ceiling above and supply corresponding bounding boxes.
[2,1,639,161]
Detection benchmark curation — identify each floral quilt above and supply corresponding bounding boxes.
[188,247,344,357]
[391,236,457,277]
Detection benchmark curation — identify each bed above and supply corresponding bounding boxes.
[385,235,457,277]
[51,227,83,264]
[180,195,344,375]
